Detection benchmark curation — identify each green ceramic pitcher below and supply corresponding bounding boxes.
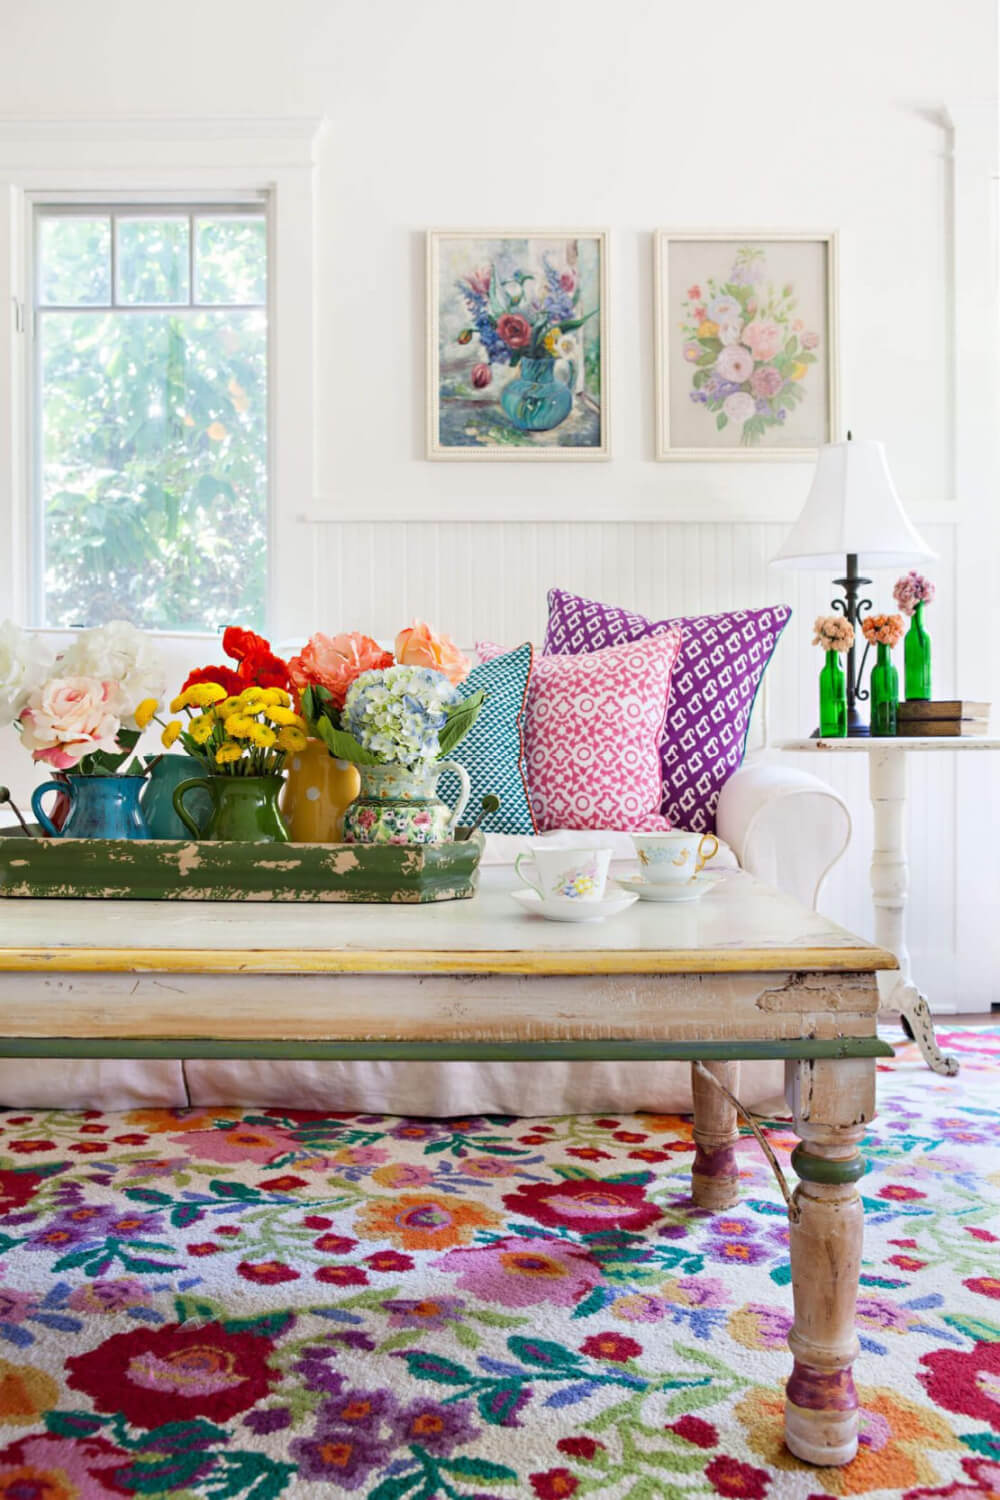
[174,774,289,843]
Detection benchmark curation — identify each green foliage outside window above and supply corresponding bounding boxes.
[37,211,268,632]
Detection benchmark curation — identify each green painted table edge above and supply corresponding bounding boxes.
[0,830,485,903]
[0,1037,895,1062]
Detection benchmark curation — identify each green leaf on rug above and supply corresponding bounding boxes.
[45,1409,111,1439]
[508,1335,585,1370]
[440,1454,518,1482]
[400,1350,473,1385]
[222,1310,295,1339]
[368,1473,422,1500]
[945,1311,1000,1342]
[961,1432,1000,1459]
[477,1382,524,1426]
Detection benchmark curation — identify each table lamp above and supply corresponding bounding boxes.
[771,435,935,735]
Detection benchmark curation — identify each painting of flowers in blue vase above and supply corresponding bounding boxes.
[428,230,608,459]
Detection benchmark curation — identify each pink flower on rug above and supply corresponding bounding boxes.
[169,1122,299,1164]
[501,1178,663,1234]
[727,1302,793,1350]
[0,1433,135,1498]
[434,1235,602,1308]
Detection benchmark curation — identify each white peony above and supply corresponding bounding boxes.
[723,391,757,426]
[57,621,165,727]
[0,620,53,728]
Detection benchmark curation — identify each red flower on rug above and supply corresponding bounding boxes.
[65,1321,281,1428]
[557,1435,606,1460]
[579,1332,642,1363]
[919,1341,1000,1425]
[238,1261,300,1285]
[530,1468,579,1498]
[667,1415,719,1448]
[963,1276,1000,1300]
[705,1454,771,1498]
[0,1171,44,1216]
[502,1178,662,1233]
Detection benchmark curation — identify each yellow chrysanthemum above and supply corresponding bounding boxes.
[698,319,719,338]
[188,715,216,745]
[260,687,291,707]
[276,725,308,753]
[134,697,159,730]
[191,682,228,706]
[248,723,277,749]
[267,705,307,728]
[218,696,243,717]
[214,741,244,765]
[224,714,255,739]
[161,721,182,748]
[169,692,188,713]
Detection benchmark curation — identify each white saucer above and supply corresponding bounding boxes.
[510,887,639,923]
[616,871,721,903]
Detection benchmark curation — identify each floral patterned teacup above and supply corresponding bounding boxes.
[632,831,719,884]
[514,847,612,903]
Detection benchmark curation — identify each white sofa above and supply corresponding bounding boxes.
[0,630,850,1114]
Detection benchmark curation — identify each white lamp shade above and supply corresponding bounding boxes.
[771,440,936,571]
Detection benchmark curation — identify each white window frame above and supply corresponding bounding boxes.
[0,117,324,641]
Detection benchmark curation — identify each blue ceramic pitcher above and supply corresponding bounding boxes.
[140,754,211,838]
[32,775,151,839]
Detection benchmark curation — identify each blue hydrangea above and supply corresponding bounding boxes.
[344,665,462,769]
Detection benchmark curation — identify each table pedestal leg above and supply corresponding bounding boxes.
[784,1058,872,1466]
[691,1060,740,1210]
[869,748,959,1077]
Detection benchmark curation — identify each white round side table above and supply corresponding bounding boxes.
[781,735,1000,1076]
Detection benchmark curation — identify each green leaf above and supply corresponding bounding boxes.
[221,1310,295,1340]
[478,1382,525,1426]
[716,413,728,431]
[437,690,486,757]
[944,1312,1000,1342]
[313,718,381,766]
[441,1455,518,1482]
[557,309,597,333]
[508,1335,584,1370]
[368,1474,422,1500]
[45,1409,111,1439]
[785,336,799,356]
[110,1450,211,1492]
[400,1350,473,1385]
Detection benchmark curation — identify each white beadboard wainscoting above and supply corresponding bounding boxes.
[300,516,991,1014]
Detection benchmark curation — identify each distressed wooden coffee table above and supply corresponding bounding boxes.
[0,868,895,1467]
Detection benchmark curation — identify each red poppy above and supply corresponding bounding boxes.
[66,1321,280,1428]
[705,1455,770,1499]
[667,1415,718,1449]
[222,626,271,662]
[313,1233,357,1254]
[237,1260,300,1285]
[530,1468,579,1499]
[365,1250,413,1272]
[259,1175,308,1192]
[237,650,291,692]
[314,1265,369,1286]
[496,313,532,350]
[502,1178,662,1234]
[0,1170,44,1214]
[557,1436,605,1460]
[182,663,244,696]
[580,1332,642,1364]
[920,1341,1000,1424]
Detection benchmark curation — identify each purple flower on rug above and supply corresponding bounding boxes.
[544,588,791,834]
[291,1387,400,1490]
[704,1238,770,1267]
[244,1405,293,1434]
[727,1302,793,1350]
[383,1296,465,1330]
[26,1205,118,1250]
[396,1396,479,1455]
[434,1235,602,1308]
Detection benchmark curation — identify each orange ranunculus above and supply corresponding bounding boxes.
[287,633,394,710]
[394,621,471,686]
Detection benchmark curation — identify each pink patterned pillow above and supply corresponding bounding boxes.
[477,631,683,831]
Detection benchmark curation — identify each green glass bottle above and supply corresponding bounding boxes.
[818,650,847,737]
[869,643,899,737]
[904,599,932,701]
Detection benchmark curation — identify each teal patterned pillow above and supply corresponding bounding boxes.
[438,643,535,835]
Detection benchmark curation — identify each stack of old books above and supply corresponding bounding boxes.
[897,701,991,737]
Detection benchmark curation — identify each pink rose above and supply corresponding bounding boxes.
[750,365,783,398]
[471,362,491,389]
[801,330,820,350]
[559,271,576,292]
[742,320,782,361]
[687,285,702,301]
[715,345,753,383]
[18,676,128,769]
[496,314,532,350]
[288,633,393,710]
[394,620,470,686]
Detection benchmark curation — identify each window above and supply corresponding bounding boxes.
[33,202,269,631]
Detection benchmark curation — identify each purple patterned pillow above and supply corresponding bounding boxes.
[544,588,791,834]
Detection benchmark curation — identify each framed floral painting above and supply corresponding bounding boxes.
[654,230,839,460]
[427,229,609,460]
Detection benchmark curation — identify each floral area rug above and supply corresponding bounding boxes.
[0,1030,995,1500]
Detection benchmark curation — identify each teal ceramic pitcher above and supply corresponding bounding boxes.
[500,355,574,432]
[140,754,212,839]
[32,774,151,839]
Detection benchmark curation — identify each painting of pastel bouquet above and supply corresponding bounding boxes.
[429,231,608,459]
[657,233,835,457]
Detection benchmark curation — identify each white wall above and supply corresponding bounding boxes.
[0,0,997,1008]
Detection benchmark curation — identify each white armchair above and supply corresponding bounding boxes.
[717,759,851,911]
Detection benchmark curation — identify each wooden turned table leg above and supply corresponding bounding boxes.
[691,1060,741,1210]
[784,1057,874,1467]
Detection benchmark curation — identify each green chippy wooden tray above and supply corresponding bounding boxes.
[0,830,485,903]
